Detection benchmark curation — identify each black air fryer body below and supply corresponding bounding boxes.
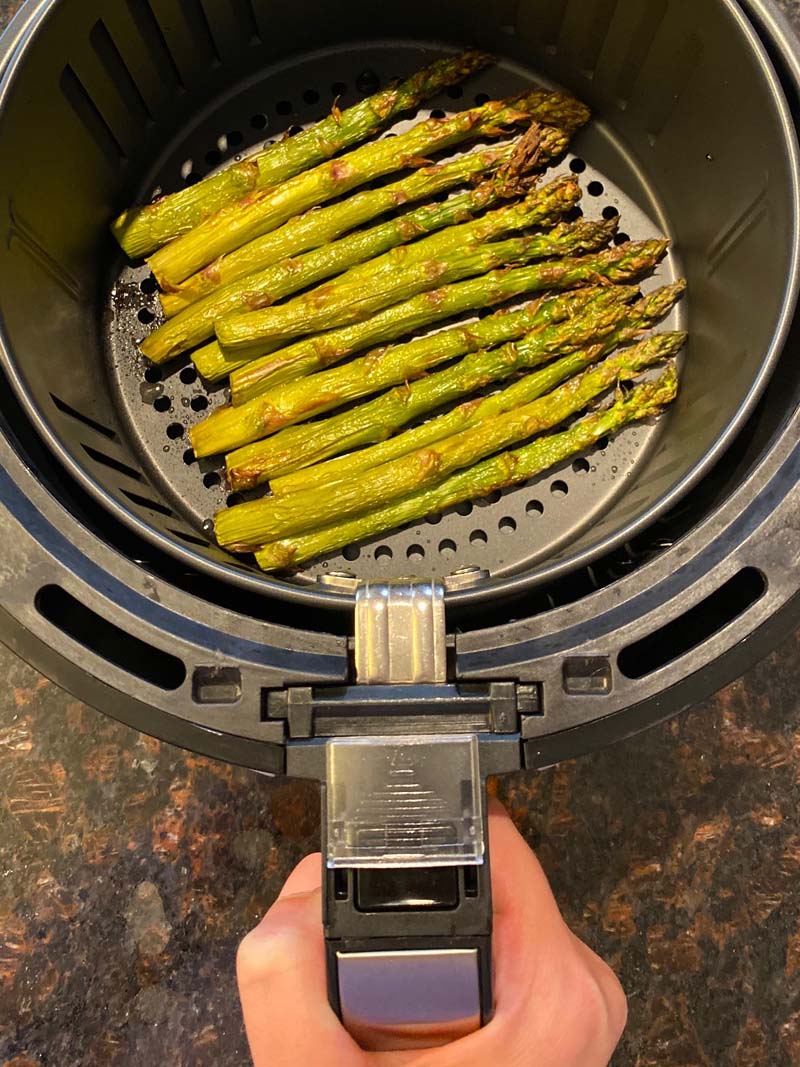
[0,0,795,773]
[1,0,800,1046]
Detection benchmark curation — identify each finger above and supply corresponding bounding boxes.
[279,851,323,897]
[383,799,625,1067]
[570,932,628,1043]
[488,800,627,1065]
[237,856,362,1067]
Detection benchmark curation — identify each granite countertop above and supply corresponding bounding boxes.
[3,4,800,1065]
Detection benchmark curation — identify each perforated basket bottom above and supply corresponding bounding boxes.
[106,42,685,586]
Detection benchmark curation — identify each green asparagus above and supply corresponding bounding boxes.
[264,282,685,495]
[112,50,495,258]
[161,140,526,315]
[141,172,580,363]
[254,367,679,570]
[215,331,686,550]
[204,238,669,389]
[214,209,618,353]
[148,92,582,287]
[224,286,638,491]
[191,221,617,458]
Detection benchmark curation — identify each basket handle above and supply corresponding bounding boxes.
[322,799,492,1048]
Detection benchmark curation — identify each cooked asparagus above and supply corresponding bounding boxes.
[233,282,685,493]
[254,367,679,570]
[148,92,583,287]
[264,277,691,492]
[201,238,668,389]
[225,286,641,490]
[161,140,528,315]
[191,221,618,457]
[141,170,581,363]
[112,50,495,258]
[214,211,618,353]
[215,331,686,550]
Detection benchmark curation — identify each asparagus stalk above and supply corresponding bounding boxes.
[111,50,496,258]
[223,287,634,485]
[224,286,635,491]
[201,238,669,388]
[148,92,582,287]
[191,221,617,458]
[141,171,580,363]
[161,140,526,315]
[214,207,617,353]
[215,331,686,550]
[264,282,685,495]
[255,367,679,570]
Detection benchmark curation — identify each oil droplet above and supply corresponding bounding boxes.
[590,465,597,473]
[201,519,215,536]
[706,153,714,162]
[163,445,170,452]
[181,396,190,407]
[611,466,618,473]
[139,381,164,403]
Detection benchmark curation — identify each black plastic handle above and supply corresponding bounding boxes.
[323,806,493,1051]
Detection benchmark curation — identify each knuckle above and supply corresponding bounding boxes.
[236,921,297,985]
[565,952,627,1052]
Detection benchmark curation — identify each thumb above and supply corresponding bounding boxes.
[237,853,362,1067]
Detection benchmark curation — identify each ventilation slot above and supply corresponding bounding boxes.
[618,568,766,680]
[59,65,126,165]
[186,0,223,66]
[538,0,569,49]
[82,443,143,481]
[121,488,175,517]
[90,19,153,125]
[169,527,210,547]
[561,0,619,78]
[236,0,260,44]
[50,394,116,440]
[36,585,185,690]
[646,31,703,143]
[614,0,668,107]
[124,0,184,90]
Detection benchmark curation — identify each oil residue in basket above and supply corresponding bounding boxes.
[140,381,164,404]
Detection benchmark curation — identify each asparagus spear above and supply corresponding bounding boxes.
[224,286,636,490]
[230,282,681,492]
[263,282,685,495]
[141,171,580,364]
[215,331,686,550]
[223,287,634,484]
[191,221,617,458]
[214,206,617,353]
[111,50,496,258]
[255,367,679,570]
[200,238,669,388]
[148,92,582,287]
[161,140,527,315]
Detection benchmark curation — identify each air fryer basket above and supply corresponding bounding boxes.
[0,0,796,609]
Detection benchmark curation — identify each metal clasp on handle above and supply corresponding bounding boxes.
[355,580,446,684]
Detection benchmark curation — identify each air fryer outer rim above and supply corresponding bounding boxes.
[0,0,797,610]
[0,0,797,773]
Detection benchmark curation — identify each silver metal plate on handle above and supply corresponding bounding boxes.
[355,580,446,684]
[337,948,481,1051]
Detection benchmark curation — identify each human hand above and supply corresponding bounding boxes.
[237,800,627,1066]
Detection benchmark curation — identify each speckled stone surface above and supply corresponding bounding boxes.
[2,3,800,1065]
